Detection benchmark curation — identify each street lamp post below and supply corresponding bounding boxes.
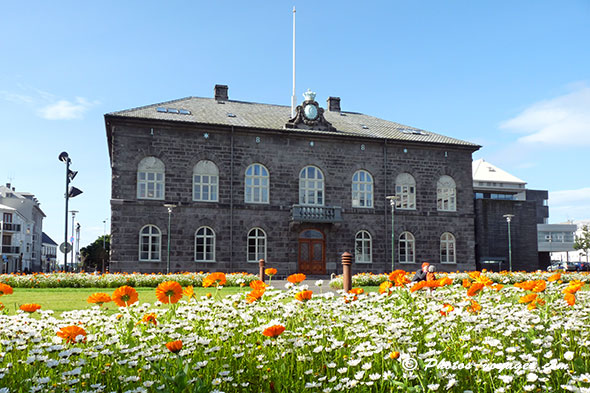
[58,152,82,272]
[164,204,177,274]
[69,210,78,271]
[503,214,515,271]
[386,196,400,272]
[102,218,108,273]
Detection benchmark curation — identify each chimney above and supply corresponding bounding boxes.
[214,84,229,101]
[5,183,10,189]
[327,96,341,112]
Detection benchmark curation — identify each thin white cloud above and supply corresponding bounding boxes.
[0,90,34,104]
[549,187,590,222]
[38,97,98,120]
[500,85,590,146]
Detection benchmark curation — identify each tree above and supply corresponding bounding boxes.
[80,235,110,272]
[574,225,590,262]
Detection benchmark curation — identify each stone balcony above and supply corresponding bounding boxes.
[291,205,343,223]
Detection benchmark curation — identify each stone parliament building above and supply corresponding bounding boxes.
[105,85,480,275]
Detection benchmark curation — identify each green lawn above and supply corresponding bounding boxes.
[1,287,245,315]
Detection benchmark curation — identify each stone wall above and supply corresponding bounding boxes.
[109,119,477,274]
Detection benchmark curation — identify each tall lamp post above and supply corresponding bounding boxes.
[102,218,108,273]
[503,214,515,271]
[386,195,400,272]
[164,204,177,274]
[69,210,78,271]
[58,152,82,272]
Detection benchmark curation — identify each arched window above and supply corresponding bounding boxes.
[299,166,324,206]
[245,164,269,204]
[355,230,372,263]
[440,232,456,263]
[395,173,416,209]
[193,160,219,202]
[139,225,161,261]
[137,157,165,200]
[437,175,456,211]
[247,228,267,263]
[399,231,415,263]
[195,227,215,262]
[352,170,373,208]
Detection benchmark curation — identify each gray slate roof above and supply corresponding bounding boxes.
[107,96,479,148]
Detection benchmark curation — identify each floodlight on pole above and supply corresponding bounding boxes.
[164,204,177,274]
[503,214,515,272]
[59,151,82,272]
[386,195,401,272]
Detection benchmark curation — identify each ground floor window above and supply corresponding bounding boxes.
[355,230,372,263]
[195,227,215,262]
[247,228,267,263]
[399,231,415,263]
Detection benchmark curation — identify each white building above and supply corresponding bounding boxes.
[41,232,58,272]
[550,220,590,262]
[0,184,45,272]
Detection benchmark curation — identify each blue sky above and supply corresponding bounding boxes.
[1,1,589,260]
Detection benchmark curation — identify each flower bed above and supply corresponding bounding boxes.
[0,271,258,288]
[0,272,589,392]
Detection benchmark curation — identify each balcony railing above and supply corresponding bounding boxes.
[1,223,21,232]
[291,205,343,223]
[1,246,20,254]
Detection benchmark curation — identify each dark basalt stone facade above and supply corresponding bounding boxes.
[105,86,479,275]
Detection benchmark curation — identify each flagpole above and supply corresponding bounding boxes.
[291,6,296,118]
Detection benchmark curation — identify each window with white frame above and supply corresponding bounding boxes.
[355,230,372,263]
[139,225,161,261]
[440,232,456,263]
[395,173,416,209]
[245,164,269,204]
[399,231,415,263]
[195,226,215,262]
[247,228,267,263]
[352,170,373,208]
[137,157,165,200]
[193,160,219,202]
[437,175,456,211]
[299,166,324,205]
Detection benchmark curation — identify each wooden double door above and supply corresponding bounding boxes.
[298,229,326,275]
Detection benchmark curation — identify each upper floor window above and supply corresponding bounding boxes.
[247,227,267,263]
[245,164,269,204]
[137,157,165,200]
[299,166,324,206]
[355,230,372,263]
[437,176,456,211]
[395,173,416,209]
[195,226,215,262]
[440,232,456,263]
[193,160,219,202]
[399,231,415,263]
[352,170,373,208]
[139,225,161,261]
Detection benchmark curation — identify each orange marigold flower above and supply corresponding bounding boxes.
[295,290,313,302]
[183,285,195,300]
[349,288,364,295]
[519,293,538,304]
[87,293,112,306]
[440,303,454,316]
[466,300,481,313]
[155,281,183,304]
[438,276,453,286]
[462,279,472,288]
[57,325,87,344]
[388,270,410,286]
[249,280,268,290]
[563,281,584,294]
[262,325,286,338]
[492,284,504,291]
[112,285,139,307]
[19,303,41,313]
[247,289,265,303]
[467,282,485,297]
[202,272,226,288]
[410,281,427,293]
[532,280,546,293]
[287,273,306,284]
[564,293,576,306]
[547,273,561,282]
[166,340,183,353]
[0,283,13,296]
[264,268,277,276]
[390,351,400,359]
[379,281,393,294]
[514,281,536,291]
[141,313,158,325]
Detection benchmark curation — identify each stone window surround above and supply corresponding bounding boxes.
[137,157,165,200]
[193,160,219,202]
[138,224,161,262]
[195,226,216,262]
[440,232,456,263]
[247,227,267,263]
[398,231,416,264]
[355,230,372,264]
[245,163,270,204]
[352,170,374,208]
